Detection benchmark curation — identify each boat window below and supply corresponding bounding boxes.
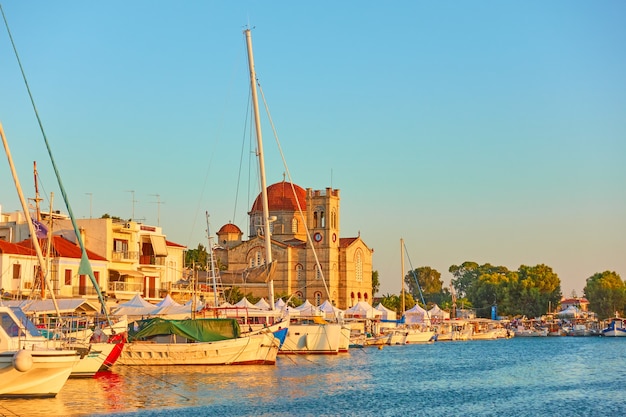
[0,312,20,337]
[10,307,41,336]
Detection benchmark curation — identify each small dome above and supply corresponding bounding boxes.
[251,181,306,212]
[217,223,242,235]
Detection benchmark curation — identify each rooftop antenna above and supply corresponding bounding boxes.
[126,190,138,221]
[150,193,165,226]
[85,192,93,219]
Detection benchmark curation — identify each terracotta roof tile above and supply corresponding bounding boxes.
[251,181,306,212]
[218,223,242,234]
[0,239,37,255]
[16,236,107,261]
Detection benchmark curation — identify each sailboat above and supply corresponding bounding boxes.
[242,28,344,355]
[1,9,126,376]
[0,124,80,396]
[383,239,435,345]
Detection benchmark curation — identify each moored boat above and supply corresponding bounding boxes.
[602,318,626,337]
[0,306,80,397]
[280,316,343,355]
[118,317,279,365]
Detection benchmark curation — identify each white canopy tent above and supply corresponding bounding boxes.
[318,300,343,320]
[557,305,581,319]
[294,300,319,316]
[234,297,261,310]
[345,301,380,319]
[111,293,157,317]
[428,304,450,321]
[404,303,431,325]
[375,302,397,321]
[254,298,271,310]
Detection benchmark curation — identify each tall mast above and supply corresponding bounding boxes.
[401,238,405,314]
[245,29,275,309]
[1,123,60,313]
[206,212,219,307]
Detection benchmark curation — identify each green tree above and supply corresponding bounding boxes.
[510,264,562,318]
[224,286,243,304]
[584,271,626,319]
[470,270,515,318]
[449,261,480,298]
[185,244,208,270]
[371,270,380,296]
[380,292,415,316]
[404,266,442,300]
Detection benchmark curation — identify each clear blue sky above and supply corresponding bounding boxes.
[1,1,624,298]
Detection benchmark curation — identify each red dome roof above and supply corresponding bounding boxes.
[218,223,242,234]
[251,181,306,212]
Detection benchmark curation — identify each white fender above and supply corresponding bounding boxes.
[12,350,33,372]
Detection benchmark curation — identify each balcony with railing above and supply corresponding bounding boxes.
[111,250,139,262]
[108,281,143,294]
[140,255,165,266]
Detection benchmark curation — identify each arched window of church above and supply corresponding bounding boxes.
[314,292,322,306]
[291,217,298,233]
[295,291,303,299]
[331,210,337,229]
[364,293,369,301]
[320,211,325,227]
[256,251,262,267]
[296,264,303,281]
[358,292,362,301]
[315,264,322,280]
[350,292,355,301]
[313,212,318,228]
[355,249,363,282]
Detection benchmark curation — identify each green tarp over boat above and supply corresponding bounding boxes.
[128,317,242,342]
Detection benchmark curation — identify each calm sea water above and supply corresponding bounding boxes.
[2,337,626,417]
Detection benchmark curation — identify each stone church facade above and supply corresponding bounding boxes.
[215,181,373,310]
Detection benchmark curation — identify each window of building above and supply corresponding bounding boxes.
[64,269,72,286]
[313,212,318,228]
[314,292,322,306]
[315,265,322,280]
[296,264,303,281]
[113,239,128,253]
[320,211,325,228]
[94,271,100,285]
[364,293,368,301]
[331,209,337,229]
[355,249,363,282]
[291,217,298,233]
[12,264,21,280]
[358,292,362,301]
[295,291,303,299]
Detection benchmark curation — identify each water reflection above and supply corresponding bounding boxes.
[3,340,626,417]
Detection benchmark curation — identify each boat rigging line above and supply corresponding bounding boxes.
[402,241,432,323]
[2,5,113,327]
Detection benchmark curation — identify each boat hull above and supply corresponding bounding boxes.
[70,342,116,377]
[279,323,343,354]
[118,332,279,365]
[0,350,79,397]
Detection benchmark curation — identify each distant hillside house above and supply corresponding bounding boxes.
[560,297,590,312]
[215,181,373,310]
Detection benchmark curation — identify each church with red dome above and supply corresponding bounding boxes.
[215,181,373,310]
